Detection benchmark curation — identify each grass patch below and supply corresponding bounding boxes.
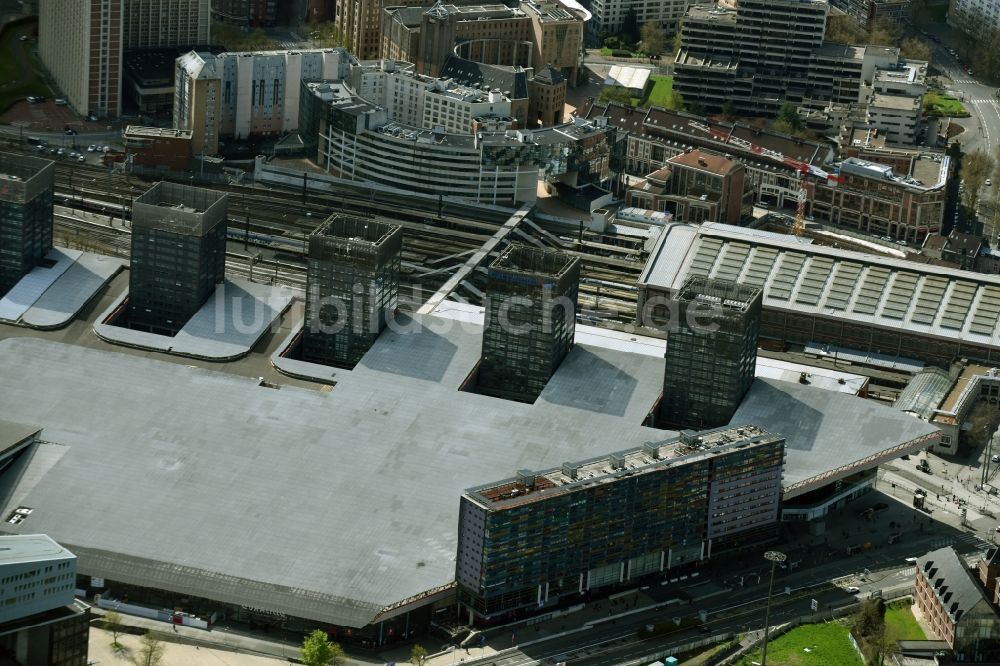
[642,75,674,108]
[925,95,969,117]
[734,622,864,666]
[884,601,926,643]
[599,86,640,106]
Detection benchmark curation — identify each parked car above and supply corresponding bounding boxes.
[991,454,999,463]
[54,98,67,106]
[845,586,860,594]
[905,557,918,564]
[987,179,993,186]
[87,145,96,152]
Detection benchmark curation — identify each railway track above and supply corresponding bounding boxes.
[44,153,651,325]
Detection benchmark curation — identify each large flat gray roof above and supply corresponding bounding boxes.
[0,310,938,627]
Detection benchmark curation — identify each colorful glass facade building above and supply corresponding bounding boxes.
[456,425,785,622]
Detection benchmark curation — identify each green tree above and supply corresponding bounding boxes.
[639,20,666,56]
[599,86,633,105]
[308,21,347,48]
[851,597,887,665]
[721,99,737,119]
[104,610,124,648]
[301,629,347,666]
[687,101,705,117]
[961,149,995,211]
[825,15,867,44]
[410,643,428,664]
[131,634,165,666]
[900,37,932,63]
[774,101,803,133]
[671,20,683,55]
[868,21,899,47]
[666,90,684,112]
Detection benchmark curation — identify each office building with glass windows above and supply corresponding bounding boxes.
[0,153,54,296]
[128,181,227,334]
[301,214,403,368]
[659,277,763,430]
[456,425,785,622]
[477,245,580,403]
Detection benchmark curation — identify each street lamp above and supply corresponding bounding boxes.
[760,550,787,666]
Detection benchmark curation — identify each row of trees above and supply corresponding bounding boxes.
[300,629,429,665]
[101,611,165,666]
[961,144,1000,240]
[947,10,1000,84]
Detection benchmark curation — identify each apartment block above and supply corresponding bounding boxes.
[0,535,89,666]
[0,153,55,296]
[659,277,762,430]
[380,0,583,87]
[457,425,785,622]
[673,0,911,117]
[626,149,746,225]
[587,0,691,36]
[174,48,356,155]
[213,0,279,27]
[39,0,210,118]
[478,245,579,403]
[949,0,1000,37]
[302,215,403,368]
[830,0,911,31]
[123,0,210,48]
[915,547,1000,662]
[128,182,227,334]
[39,0,122,118]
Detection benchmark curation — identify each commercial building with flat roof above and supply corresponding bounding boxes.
[638,221,1000,368]
[0,153,54,296]
[660,278,762,429]
[128,182,227,334]
[0,303,939,639]
[302,215,403,368]
[0,534,89,666]
[478,245,580,402]
[457,425,784,622]
[123,126,194,173]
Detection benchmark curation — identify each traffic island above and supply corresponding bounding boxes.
[94,278,295,361]
[0,247,125,329]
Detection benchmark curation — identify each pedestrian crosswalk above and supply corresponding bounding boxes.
[970,99,999,105]
[929,533,991,551]
[955,79,979,84]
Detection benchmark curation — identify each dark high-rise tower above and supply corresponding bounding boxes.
[659,277,762,429]
[302,214,403,368]
[478,245,580,403]
[0,153,54,296]
[128,181,227,334]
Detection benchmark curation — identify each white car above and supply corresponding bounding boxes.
[905,557,918,564]
[87,145,96,152]
[845,586,860,594]
[987,179,993,186]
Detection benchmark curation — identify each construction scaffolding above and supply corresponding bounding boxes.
[302,214,403,368]
[478,244,580,403]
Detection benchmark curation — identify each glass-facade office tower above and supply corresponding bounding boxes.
[0,153,54,296]
[302,214,403,368]
[478,245,580,403]
[660,277,763,430]
[457,426,785,622]
[128,181,227,334]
